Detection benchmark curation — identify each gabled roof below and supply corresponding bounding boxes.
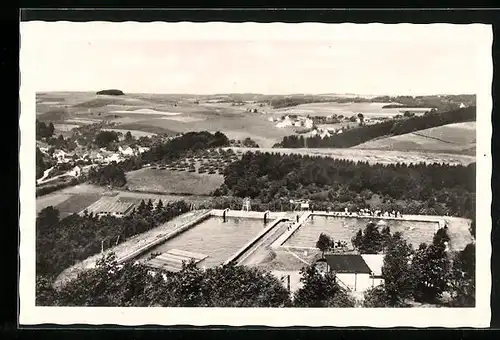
[324,254,372,274]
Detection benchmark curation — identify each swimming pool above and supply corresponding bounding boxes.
[142,216,270,267]
[283,215,440,249]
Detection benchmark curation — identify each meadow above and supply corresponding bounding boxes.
[354,122,476,155]
[126,167,224,195]
[273,102,433,118]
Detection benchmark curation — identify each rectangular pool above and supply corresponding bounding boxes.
[283,215,440,249]
[142,216,270,267]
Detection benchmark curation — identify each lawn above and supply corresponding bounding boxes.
[126,167,224,195]
[354,122,476,155]
[53,193,103,218]
[36,193,72,213]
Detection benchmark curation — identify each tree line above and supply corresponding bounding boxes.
[36,199,190,279]
[217,152,475,218]
[266,94,475,111]
[36,252,355,307]
[141,131,230,163]
[276,106,476,148]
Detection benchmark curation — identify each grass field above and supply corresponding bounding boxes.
[36,193,72,213]
[226,147,476,166]
[36,182,213,219]
[273,102,432,118]
[354,122,476,155]
[52,193,103,217]
[126,167,224,195]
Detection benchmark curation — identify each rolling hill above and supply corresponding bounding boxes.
[353,122,476,155]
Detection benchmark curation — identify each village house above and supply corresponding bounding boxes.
[304,118,314,129]
[314,254,384,293]
[276,116,293,128]
[68,165,82,177]
[119,145,135,157]
[136,145,150,154]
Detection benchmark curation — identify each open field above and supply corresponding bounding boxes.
[52,194,103,218]
[226,147,476,166]
[36,183,213,218]
[273,102,433,118]
[126,167,224,195]
[36,193,72,213]
[354,122,476,155]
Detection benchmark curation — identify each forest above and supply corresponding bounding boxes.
[141,131,230,163]
[36,199,190,279]
[277,106,476,148]
[217,152,475,218]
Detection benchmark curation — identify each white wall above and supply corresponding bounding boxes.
[336,273,374,292]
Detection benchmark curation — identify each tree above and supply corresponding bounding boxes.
[381,232,414,305]
[124,131,134,141]
[316,233,333,257]
[363,285,392,307]
[36,275,58,306]
[146,199,154,212]
[293,265,352,307]
[351,223,383,254]
[410,237,450,303]
[469,220,476,239]
[156,199,163,211]
[449,243,475,307]
[95,131,119,148]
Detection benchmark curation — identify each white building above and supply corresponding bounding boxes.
[53,149,67,162]
[315,254,384,293]
[276,117,293,128]
[105,153,122,163]
[69,165,81,177]
[304,118,314,129]
[119,145,135,156]
[136,146,150,154]
[294,121,302,127]
[460,102,466,108]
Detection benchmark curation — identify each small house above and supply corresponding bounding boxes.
[119,145,135,156]
[318,254,384,292]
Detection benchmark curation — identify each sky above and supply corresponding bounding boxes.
[21,22,491,96]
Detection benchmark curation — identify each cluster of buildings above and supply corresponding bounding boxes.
[310,127,344,138]
[269,115,315,129]
[38,144,150,166]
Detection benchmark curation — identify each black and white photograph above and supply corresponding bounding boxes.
[19,21,492,327]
